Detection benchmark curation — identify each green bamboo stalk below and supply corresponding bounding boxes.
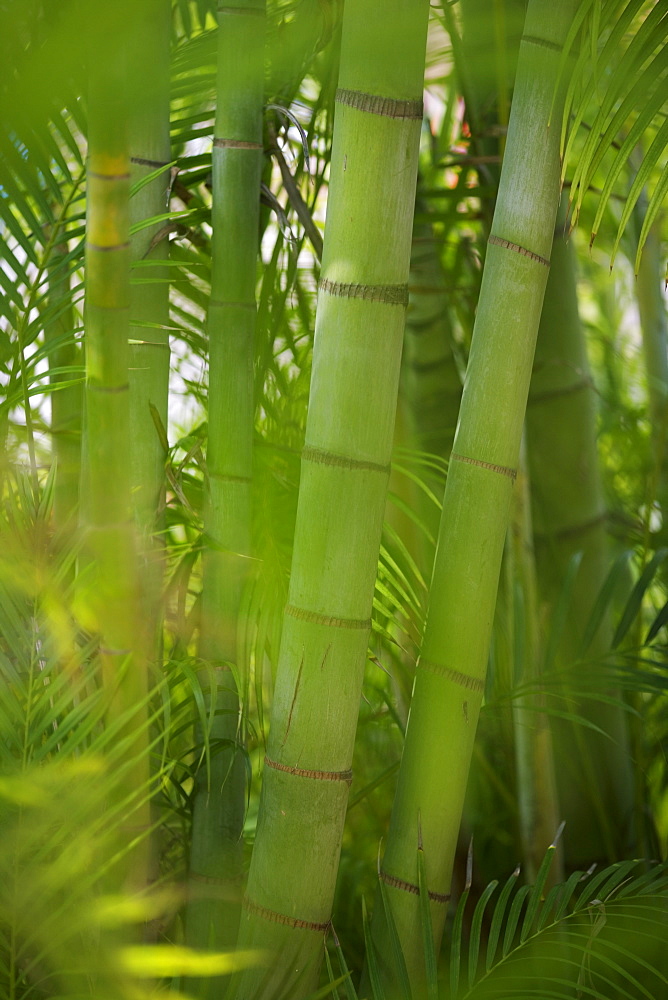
[368,2,579,990]
[81,9,150,892]
[185,0,265,976]
[510,438,562,885]
[525,200,635,867]
[636,215,668,522]
[228,4,430,998]
[400,192,462,560]
[128,0,171,560]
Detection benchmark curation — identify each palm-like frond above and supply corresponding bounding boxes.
[558,0,668,270]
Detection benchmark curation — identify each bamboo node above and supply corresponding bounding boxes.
[208,470,253,484]
[534,510,607,542]
[451,451,517,481]
[218,4,264,15]
[285,603,372,631]
[213,138,263,150]
[302,444,390,476]
[264,755,353,785]
[379,869,450,904]
[521,34,563,54]
[87,383,130,394]
[488,234,550,268]
[242,895,331,933]
[99,646,132,657]
[419,658,485,693]
[128,339,171,350]
[209,297,256,311]
[319,277,409,308]
[130,156,171,169]
[86,241,131,253]
[87,170,131,181]
[336,88,423,120]
[528,375,594,405]
[189,870,244,884]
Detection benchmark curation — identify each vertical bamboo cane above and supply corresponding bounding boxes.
[368,1,579,990]
[637,216,668,521]
[400,192,462,560]
[128,0,171,619]
[511,438,562,884]
[229,5,430,998]
[185,0,264,979]
[82,7,149,893]
[526,200,635,867]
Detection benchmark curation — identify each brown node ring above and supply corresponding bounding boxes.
[243,895,331,933]
[335,88,423,120]
[264,755,353,785]
[488,234,550,268]
[379,870,450,904]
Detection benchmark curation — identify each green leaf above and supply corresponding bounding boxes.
[450,840,473,999]
[416,834,438,1000]
[377,855,412,1000]
[579,550,632,656]
[613,549,668,648]
[486,865,521,971]
[331,925,360,1000]
[362,896,386,1000]
[501,883,532,957]
[645,597,668,645]
[521,823,564,943]
[468,879,498,988]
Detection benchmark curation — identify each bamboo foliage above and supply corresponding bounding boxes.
[229,4,430,997]
[369,0,580,990]
[186,0,265,974]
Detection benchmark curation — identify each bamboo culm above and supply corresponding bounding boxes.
[368,2,580,992]
[228,4,430,998]
[185,1,265,985]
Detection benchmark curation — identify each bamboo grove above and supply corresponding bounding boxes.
[1,2,668,999]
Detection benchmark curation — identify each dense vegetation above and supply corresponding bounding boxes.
[1,1,667,999]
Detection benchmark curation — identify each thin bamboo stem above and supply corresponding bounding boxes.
[185,0,264,980]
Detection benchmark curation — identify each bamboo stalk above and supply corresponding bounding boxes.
[636,215,668,522]
[228,4,430,997]
[128,0,171,567]
[526,199,635,867]
[400,191,462,564]
[368,2,579,990]
[81,8,150,893]
[185,0,265,980]
[511,438,562,885]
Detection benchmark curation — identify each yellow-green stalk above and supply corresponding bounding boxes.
[525,200,635,866]
[229,4,430,998]
[128,0,171,622]
[511,438,562,885]
[81,7,149,892]
[185,0,264,979]
[369,2,579,990]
